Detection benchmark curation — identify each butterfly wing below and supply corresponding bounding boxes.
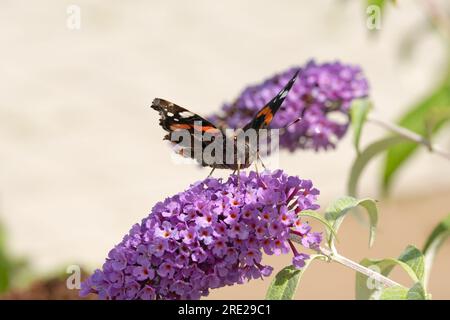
[242,69,299,131]
[151,98,225,167]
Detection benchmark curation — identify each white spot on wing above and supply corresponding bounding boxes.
[179,111,195,118]
[280,90,288,99]
[167,112,174,117]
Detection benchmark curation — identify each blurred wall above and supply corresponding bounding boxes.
[0,0,449,298]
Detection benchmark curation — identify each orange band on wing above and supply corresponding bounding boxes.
[193,125,221,133]
[169,123,192,130]
[257,106,271,117]
[256,106,274,125]
[264,112,273,124]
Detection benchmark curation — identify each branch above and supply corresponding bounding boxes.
[289,234,406,289]
[319,246,405,289]
[367,114,450,161]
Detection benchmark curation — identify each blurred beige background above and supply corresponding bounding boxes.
[0,0,449,299]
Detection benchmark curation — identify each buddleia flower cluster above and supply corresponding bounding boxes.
[209,60,369,151]
[80,170,322,300]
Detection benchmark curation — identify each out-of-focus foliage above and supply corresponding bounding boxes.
[0,222,28,293]
[350,99,372,154]
[324,196,378,251]
[423,213,450,288]
[382,79,450,193]
[357,0,450,195]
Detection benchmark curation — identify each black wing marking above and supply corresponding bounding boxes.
[242,69,300,131]
[151,98,226,167]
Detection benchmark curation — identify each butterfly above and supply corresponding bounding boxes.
[151,70,299,175]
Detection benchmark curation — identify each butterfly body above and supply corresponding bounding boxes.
[151,70,299,171]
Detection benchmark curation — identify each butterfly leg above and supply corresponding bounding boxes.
[236,162,241,188]
[254,159,259,176]
[257,151,267,170]
[207,165,216,178]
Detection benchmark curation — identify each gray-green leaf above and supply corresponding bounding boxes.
[422,213,450,288]
[378,282,428,300]
[355,245,425,300]
[356,258,416,300]
[379,286,409,300]
[298,210,338,240]
[265,255,325,300]
[350,99,372,153]
[325,197,378,251]
[397,245,425,284]
[407,282,427,300]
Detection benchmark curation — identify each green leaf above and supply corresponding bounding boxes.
[0,222,30,293]
[422,213,450,288]
[298,210,338,240]
[382,81,450,193]
[380,286,409,300]
[348,136,408,197]
[356,258,394,300]
[424,106,450,142]
[407,282,427,300]
[0,254,10,292]
[378,282,428,300]
[265,255,325,300]
[350,99,372,153]
[355,258,417,300]
[0,223,11,292]
[397,245,425,284]
[324,197,378,251]
[355,245,425,300]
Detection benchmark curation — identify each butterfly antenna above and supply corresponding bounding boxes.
[285,117,301,129]
[207,165,216,178]
[272,117,302,136]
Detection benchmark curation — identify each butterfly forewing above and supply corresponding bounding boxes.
[151,98,231,167]
[242,69,299,131]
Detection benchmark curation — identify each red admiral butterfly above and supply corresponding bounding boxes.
[151,70,299,175]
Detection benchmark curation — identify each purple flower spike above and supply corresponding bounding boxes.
[80,170,321,300]
[209,60,369,151]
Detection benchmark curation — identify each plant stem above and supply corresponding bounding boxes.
[289,234,406,289]
[367,114,450,161]
[319,246,405,289]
